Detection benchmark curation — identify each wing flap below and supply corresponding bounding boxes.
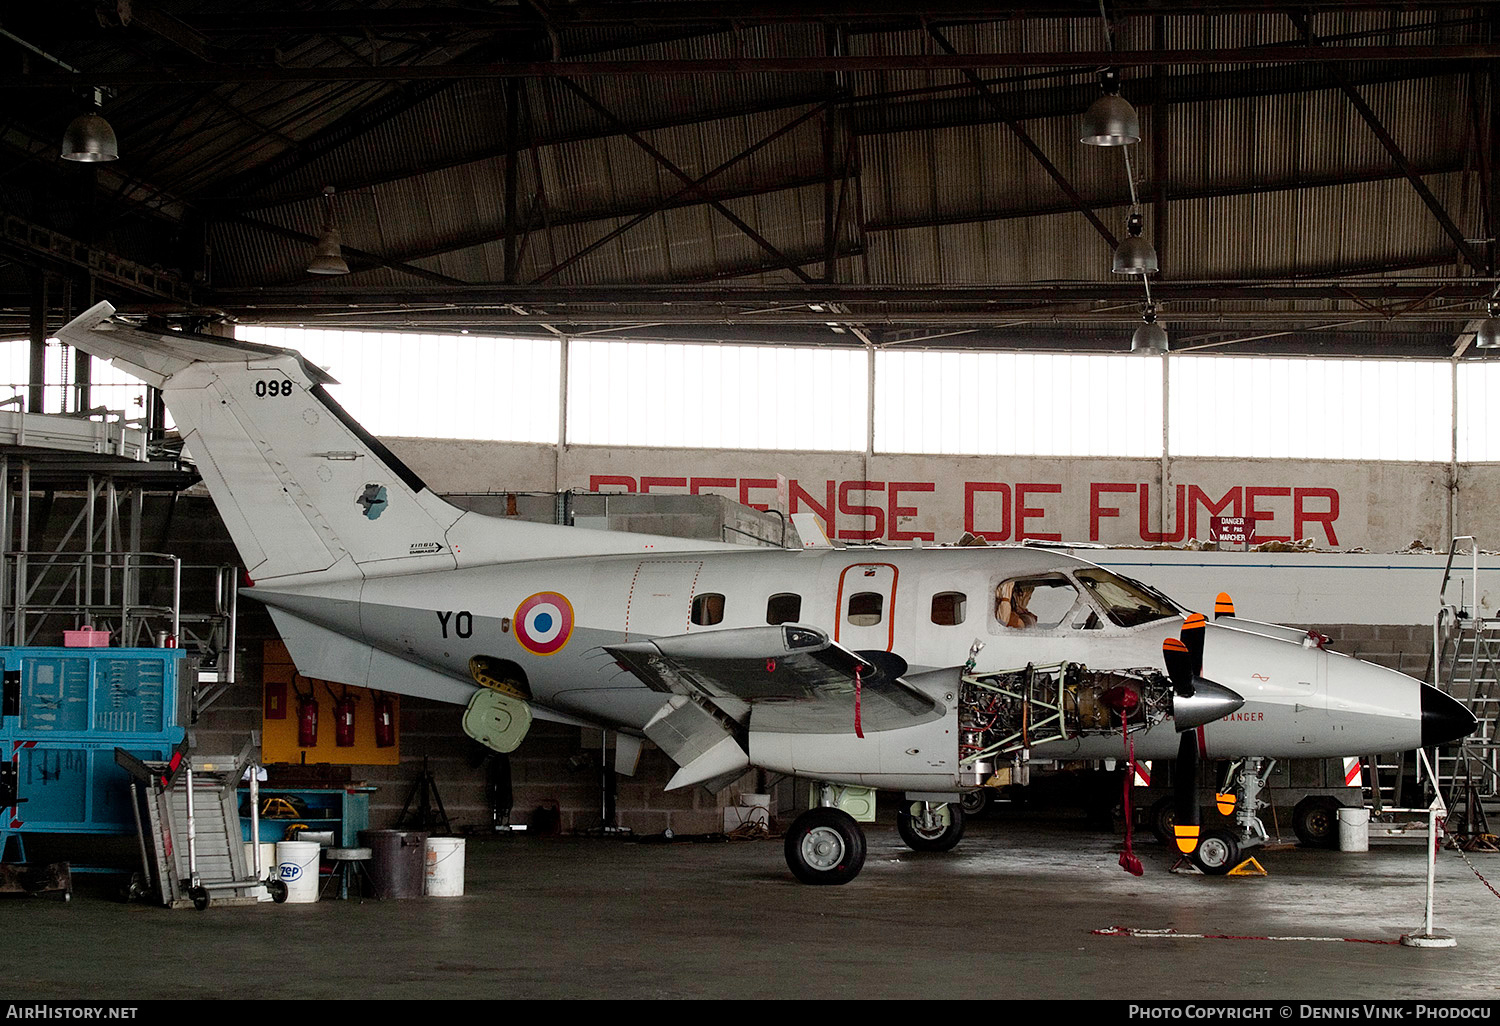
[606,625,945,735]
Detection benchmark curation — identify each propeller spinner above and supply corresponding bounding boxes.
[1161,613,1245,856]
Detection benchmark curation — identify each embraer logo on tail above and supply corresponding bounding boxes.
[357,484,388,519]
[409,542,443,555]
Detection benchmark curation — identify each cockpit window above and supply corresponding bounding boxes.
[995,576,1084,630]
[1074,567,1179,628]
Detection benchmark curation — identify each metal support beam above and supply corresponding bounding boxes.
[531,100,833,285]
[557,79,817,283]
[1291,12,1486,272]
[925,24,1118,249]
[12,46,1500,87]
[28,272,47,416]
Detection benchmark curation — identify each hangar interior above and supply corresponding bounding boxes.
[2,0,1500,957]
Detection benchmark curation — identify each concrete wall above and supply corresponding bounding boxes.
[384,438,1493,554]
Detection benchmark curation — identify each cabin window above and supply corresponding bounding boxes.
[691,593,725,626]
[995,577,1081,630]
[931,592,966,626]
[847,592,883,626]
[766,593,802,625]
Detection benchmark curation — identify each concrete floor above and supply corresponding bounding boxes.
[5,813,1499,1001]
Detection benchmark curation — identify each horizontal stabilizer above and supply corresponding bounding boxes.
[57,302,335,390]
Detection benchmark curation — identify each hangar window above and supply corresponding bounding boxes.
[930,592,966,626]
[568,338,868,451]
[691,593,725,626]
[766,593,802,624]
[875,350,1163,457]
[1169,355,1450,462]
[235,326,561,443]
[847,592,883,627]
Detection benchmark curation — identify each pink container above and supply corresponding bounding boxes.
[63,628,111,648]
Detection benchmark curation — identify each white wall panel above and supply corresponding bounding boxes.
[875,350,1164,457]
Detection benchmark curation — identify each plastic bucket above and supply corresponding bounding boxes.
[360,829,428,899]
[276,840,322,903]
[424,836,466,897]
[244,842,277,901]
[1337,807,1371,852]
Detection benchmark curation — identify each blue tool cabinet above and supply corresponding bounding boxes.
[0,647,189,860]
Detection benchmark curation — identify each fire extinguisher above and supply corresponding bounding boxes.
[297,690,319,748]
[334,685,357,747]
[374,693,396,748]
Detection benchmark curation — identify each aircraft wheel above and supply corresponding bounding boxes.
[785,807,866,885]
[1293,796,1342,849]
[1192,829,1241,876]
[1148,796,1176,846]
[960,788,991,818]
[896,801,965,852]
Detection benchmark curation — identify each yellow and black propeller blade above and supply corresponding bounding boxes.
[1173,730,1201,855]
[1214,592,1235,620]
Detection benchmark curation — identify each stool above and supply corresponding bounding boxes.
[323,847,372,900]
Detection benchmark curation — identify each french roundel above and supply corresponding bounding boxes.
[514,592,575,656]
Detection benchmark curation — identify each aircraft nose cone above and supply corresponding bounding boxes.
[1172,677,1245,731]
[1421,685,1478,747]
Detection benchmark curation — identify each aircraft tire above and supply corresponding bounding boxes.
[785,807,866,885]
[1148,796,1176,846]
[1192,829,1241,876]
[896,801,965,852]
[960,788,991,818]
[1292,796,1342,849]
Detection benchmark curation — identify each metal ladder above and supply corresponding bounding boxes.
[1432,538,1499,805]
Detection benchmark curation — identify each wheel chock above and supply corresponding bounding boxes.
[1227,857,1267,876]
[1169,857,1203,875]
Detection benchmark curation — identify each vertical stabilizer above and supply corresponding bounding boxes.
[58,303,461,583]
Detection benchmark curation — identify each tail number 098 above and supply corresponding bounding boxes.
[255,380,294,398]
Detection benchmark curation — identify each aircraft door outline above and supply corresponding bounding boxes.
[835,562,899,652]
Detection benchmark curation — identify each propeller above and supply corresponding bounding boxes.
[1161,612,1245,856]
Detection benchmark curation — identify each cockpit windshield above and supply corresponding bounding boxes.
[1073,567,1181,628]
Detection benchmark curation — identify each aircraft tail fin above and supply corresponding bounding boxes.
[58,302,462,584]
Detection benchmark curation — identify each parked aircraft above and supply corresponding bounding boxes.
[58,303,1477,883]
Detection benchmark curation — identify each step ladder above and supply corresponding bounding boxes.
[116,740,262,910]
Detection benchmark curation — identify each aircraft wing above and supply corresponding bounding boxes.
[605,625,945,734]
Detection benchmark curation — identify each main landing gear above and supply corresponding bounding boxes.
[783,791,968,884]
[784,807,866,885]
[896,801,965,852]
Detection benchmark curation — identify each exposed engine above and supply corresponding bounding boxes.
[958,662,1171,779]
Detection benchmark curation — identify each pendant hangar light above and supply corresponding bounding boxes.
[61,108,119,163]
[1079,7,1163,352]
[1079,68,1140,147]
[1132,305,1169,355]
[1477,298,1500,349]
[307,186,351,276]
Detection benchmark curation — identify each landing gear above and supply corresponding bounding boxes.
[896,801,965,852]
[1192,829,1242,876]
[785,807,866,885]
[960,788,991,818]
[1148,795,1176,846]
[1293,795,1343,849]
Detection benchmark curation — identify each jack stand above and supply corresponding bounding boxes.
[395,756,452,834]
